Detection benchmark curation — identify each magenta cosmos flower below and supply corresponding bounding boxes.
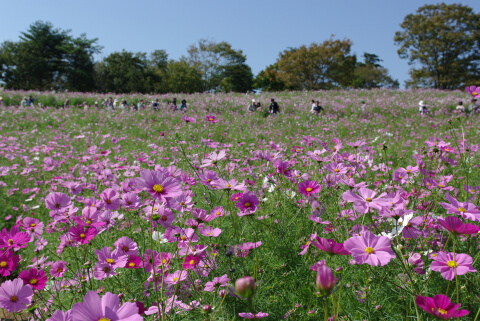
[416,294,469,319]
[69,225,97,244]
[465,85,480,99]
[235,192,260,215]
[72,291,142,321]
[50,261,68,278]
[19,268,48,290]
[430,252,476,281]
[46,310,72,321]
[205,115,218,123]
[311,237,350,255]
[344,230,396,266]
[0,278,33,313]
[342,188,390,214]
[99,188,121,211]
[298,180,321,196]
[437,216,479,235]
[0,249,20,277]
[45,192,72,211]
[0,226,30,251]
[439,192,480,222]
[135,169,183,202]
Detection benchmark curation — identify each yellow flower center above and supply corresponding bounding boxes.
[79,233,85,239]
[189,260,195,265]
[216,211,221,216]
[30,279,37,285]
[30,223,36,227]
[398,175,402,179]
[306,241,310,246]
[153,184,164,193]
[365,247,375,254]
[365,198,372,202]
[98,318,111,321]
[162,259,167,264]
[86,220,92,225]
[439,184,444,188]
[57,268,63,273]
[0,261,7,267]
[458,207,467,213]
[10,295,18,303]
[129,262,135,267]
[106,259,114,264]
[244,202,251,207]
[106,199,111,204]
[180,236,186,241]
[226,184,231,188]
[161,215,168,221]
[447,260,458,268]
[173,277,178,282]
[306,187,313,192]
[437,308,448,315]
[8,239,13,245]
[207,179,211,182]
[209,118,213,121]
[473,92,478,96]
[334,169,339,172]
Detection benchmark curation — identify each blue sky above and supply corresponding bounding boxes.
[1,0,479,88]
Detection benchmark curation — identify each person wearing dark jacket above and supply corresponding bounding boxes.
[269,99,280,114]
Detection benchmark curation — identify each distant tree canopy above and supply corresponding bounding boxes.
[276,38,356,90]
[352,53,399,89]
[0,21,101,92]
[395,3,480,89]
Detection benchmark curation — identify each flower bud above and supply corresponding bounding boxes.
[315,265,335,296]
[202,304,212,313]
[235,276,256,299]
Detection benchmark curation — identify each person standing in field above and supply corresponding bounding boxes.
[171,98,178,111]
[418,101,428,115]
[310,100,317,114]
[152,99,159,111]
[456,101,464,112]
[137,99,145,110]
[0,96,3,108]
[63,99,70,109]
[248,99,258,112]
[316,100,324,114]
[269,98,280,114]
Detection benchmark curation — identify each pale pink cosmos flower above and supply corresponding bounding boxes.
[235,192,260,215]
[72,291,142,321]
[198,226,222,237]
[430,252,476,281]
[135,169,183,202]
[200,150,226,167]
[342,187,390,214]
[99,188,121,211]
[344,230,395,266]
[164,270,188,285]
[204,274,229,292]
[439,192,480,222]
[0,278,33,313]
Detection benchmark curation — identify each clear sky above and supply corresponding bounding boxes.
[1,0,479,88]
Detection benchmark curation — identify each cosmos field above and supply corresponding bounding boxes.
[0,88,480,320]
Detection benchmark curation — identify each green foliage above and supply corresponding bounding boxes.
[253,63,286,92]
[352,53,399,89]
[394,3,480,89]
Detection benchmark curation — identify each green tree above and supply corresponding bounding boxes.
[94,51,149,93]
[253,63,286,91]
[0,21,100,91]
[394,3,480,89]
[352,53,399,89]
[276,38,356,90]
[165,59,203,93]
[186,39,253,91]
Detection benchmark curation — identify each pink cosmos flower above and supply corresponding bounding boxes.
[0,226,30,251]
[46,310,72,321]
[311,237,350,255]
[238,312,269,319]
[298,233,317,256]
[164,270,188,285]
[439,192,480,222]
[0,278,33,313]
[19,268,48,290]
[430,252,476,281]
[344,230,395,266]
[181,115,196,123]
[135,169,183,202]
[298,180,321,196]
[204,274,229,292]
[0,250,20,277]
[72,291,142,321]
[393,168,409,184]
[342,188,390,214]
[465,85,480,99]
[99,188,121,211]
[416,294,469,319]
[21,217,44,240]
[114,237,138,256]
[45,192,72,211]
[125,255,142,269]
[235,192,260,215]
[200,150,226,167]
[437,216,479,235]
[183,255,201,270]
[69,226,97,244]
[199,226,222,237]
[120,192,142,209]
[95,247,128,270]
[50,261,68,278]
[274,159,292,177]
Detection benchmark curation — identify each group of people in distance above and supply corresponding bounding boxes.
[455,98,479,114]
[97,97,189,112]
[247,98,281,115]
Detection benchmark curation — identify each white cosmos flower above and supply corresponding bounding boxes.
[152,231,168,244]
[381,213,414,239]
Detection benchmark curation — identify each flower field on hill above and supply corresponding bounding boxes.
[0,88,479,320]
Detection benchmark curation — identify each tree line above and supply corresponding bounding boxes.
[0,3,478,93]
